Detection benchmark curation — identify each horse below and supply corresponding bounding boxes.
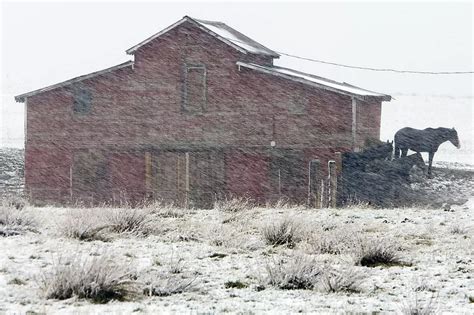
[342,140,393,173]
[394,127,460,176]
[366,152,426,182]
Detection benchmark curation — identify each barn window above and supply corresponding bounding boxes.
[288,94,307,114]
[73,89,92,114]
[183,64,207,112]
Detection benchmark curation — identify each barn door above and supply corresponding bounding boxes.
[151,151,189,207]
[189,150,225,208]
[72,150,108,203]
[271,149,305,202]
[149,150,225,208]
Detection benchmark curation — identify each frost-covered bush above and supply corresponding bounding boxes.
[449,225,467,235]
[265,255,321,290]
[144,276,196,297]
[39,254,138,303]
[265,198,303,210]
[320,266,363,293]
[214,197,253,213]
[352,237,402,267]
[1,195,28,210]
[61,210,110,241]
[0,204,37,236]
[143,255,197,297]
[105,208,153,235]
[401,292,438,315]
[263,217,301,247]
[308,228,355,255]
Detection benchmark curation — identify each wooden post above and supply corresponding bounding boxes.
[145,152,152,199]
[334,152,342,207]
[185,152,190,209]
[307,159,320,208]
[320,179,325,208]
[328,160,337,208]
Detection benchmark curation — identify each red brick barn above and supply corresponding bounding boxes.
[15,16,391,207]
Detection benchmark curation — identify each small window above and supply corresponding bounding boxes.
[183,64,206,112]
[73,89,92,114]
[288,94,307,114]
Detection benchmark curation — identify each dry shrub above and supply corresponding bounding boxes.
[153,205,186,218]
[265,198,304,210]
[146,201,186,218]
[401,292,438,315]
[352,237,403,267]
[308,227,354,255]
[39,253,138,303]
[105,208,154,236]
[144,276,196,297]
[449,225,467,235]
[320,266,363,293]
[143,254,197,297]
[0,205,37,236]
[263,217,302,248]
[1,195,28,210]
[214,197,253,213]
[61,209,110,242]
[265,255,321,290]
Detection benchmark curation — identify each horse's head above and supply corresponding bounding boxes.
[448,128,461,149]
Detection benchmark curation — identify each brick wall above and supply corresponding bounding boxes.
[24,20,381,205]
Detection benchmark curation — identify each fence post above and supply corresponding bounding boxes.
[307,159,320,208]
[334,152,342,206]
[320,179,326,208]
[328,160,337,208]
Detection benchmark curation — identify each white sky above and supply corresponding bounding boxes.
[1,1,473,149]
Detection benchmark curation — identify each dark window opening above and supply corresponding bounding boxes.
[73,89,92,114]
[183,64,206,112]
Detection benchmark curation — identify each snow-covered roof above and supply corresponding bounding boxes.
[126,16,280,58]
[15,61,134,103]
[237,62,391,101]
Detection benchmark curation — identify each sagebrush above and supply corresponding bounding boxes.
[263,217,301,247]
[39,254,138,303]
[265,255,321,290]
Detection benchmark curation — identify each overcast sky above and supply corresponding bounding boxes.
[1,1,472,148]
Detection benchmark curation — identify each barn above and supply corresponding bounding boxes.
[15,16,391,207]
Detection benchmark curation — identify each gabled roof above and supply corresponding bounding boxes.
[126,16,280,58]
[236,62,391,102]
[15,61,133,103]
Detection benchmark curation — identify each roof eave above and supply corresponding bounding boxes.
[14,60,134,103]
[237,62,391,102]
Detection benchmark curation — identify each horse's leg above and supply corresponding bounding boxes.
[401,149,408,157]
[428,151,434,177]
[394,144,400,159]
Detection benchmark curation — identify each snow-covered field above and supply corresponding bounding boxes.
[1,196,473,314]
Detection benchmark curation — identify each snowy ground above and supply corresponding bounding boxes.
[0,196,473,314]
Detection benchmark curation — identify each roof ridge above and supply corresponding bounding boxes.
[126,16,279,57]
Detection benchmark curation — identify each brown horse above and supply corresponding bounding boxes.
[394,127,460,176]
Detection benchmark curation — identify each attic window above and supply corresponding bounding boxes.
[183,64,207,112]
[73,89,92,114]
